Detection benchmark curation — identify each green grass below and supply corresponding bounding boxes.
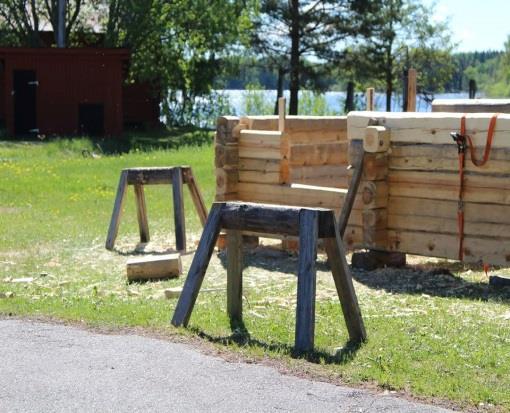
[1,134,510,412]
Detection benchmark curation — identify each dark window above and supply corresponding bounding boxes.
[13,70,37,135]
[78,103,104,136]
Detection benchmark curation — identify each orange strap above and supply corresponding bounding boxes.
[456,113,499,261]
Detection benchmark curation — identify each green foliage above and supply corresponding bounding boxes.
[243,83,274,115]
[299,91,336,116]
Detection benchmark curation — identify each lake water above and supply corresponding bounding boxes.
[220,89,471,116]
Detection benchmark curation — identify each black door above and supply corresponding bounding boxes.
[13,70,37,135]
[79,103,104,136]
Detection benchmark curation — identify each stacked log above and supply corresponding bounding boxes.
[348,111,510,265]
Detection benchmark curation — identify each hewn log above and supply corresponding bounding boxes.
[338,152,365,238]
[126,167,176,185]
[219,202,336,238]
[127,253,181,281]
[363,126,390,153]
[406,68,417,112]
[290,142,348,167]
[366,88,375,111]
[216,116,240,145]
[182,168,208,227]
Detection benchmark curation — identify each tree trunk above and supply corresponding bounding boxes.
[57,0,66,47]
[345,81,355,113]
[289,0,300,115]
[385,46,393,112]
[274,66,285,115]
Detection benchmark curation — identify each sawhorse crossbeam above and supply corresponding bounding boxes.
[171,202,366,352]
[105,166,207,252]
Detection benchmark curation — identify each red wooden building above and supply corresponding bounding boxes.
[0,48,159,137]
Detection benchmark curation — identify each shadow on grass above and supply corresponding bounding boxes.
[189,319,362,365]
[2,125,213,155]
[218,245,510,302]
[351,264,510,303]
[217,248,330,275]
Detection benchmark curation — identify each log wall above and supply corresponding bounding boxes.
[348,111,510,266]
[432,98,510,113]
[215,112,510,265]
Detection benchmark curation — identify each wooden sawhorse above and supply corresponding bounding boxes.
[105,166,207,252]
[171,202,366,353]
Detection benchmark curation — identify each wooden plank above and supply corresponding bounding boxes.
[432,98,510,113]
[126,167,176,185]
[387,230,510,266]
[290,142,349,167]
[243,116,347,133]
[172,168,186,252]
[105,170,128,250]
[338,152,364,238]
[236,181,386,210]
[127,253,181,281]
[219,202,336,238]
[388,196,510,224]
[239,146,281,160]
[288,130,347,144]
[290,165,349,181]
[295,209,318,352]
[391,143,510,162]
[133,184,150,243]
[183,168,208,227]
[348,112,510,148]
[239,158,281,173]
[387,213,510,239]
[324,225,366,343]
[239,170,280,184]
[388,171,510,204]
[227,230,243,322]
[390,153,510,176]
[172,204,223,327]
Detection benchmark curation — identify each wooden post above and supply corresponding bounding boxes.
[172,167,186,252]
[366,88,375,111]
[133,184,150,243]
[407,68,417,112]
[172,204,223,327]
[295,209,319,352]
[227,230,243,322]
[278,97,286,132]
[105,170,128,250]
[215,116,241,202]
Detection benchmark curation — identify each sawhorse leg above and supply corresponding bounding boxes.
[105,170,128,250]
[295,210,319,352]
[227,230,243,323]
[172,167,186,252]
[134,184,150,243]
[172,204,223,327]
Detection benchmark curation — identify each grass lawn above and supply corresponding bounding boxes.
[1,132,510,412]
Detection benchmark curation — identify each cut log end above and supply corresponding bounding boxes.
[363,126,390,153]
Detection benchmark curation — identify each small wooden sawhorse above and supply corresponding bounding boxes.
[171,202,366,352]
[105,166,207,252]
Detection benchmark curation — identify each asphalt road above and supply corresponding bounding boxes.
[0,319,454,413]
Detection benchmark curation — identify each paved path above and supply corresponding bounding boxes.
[0,319,454,412]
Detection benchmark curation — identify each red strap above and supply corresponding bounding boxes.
[456,114,499,261]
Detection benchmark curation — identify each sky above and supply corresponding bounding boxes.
[424,0,510,52]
